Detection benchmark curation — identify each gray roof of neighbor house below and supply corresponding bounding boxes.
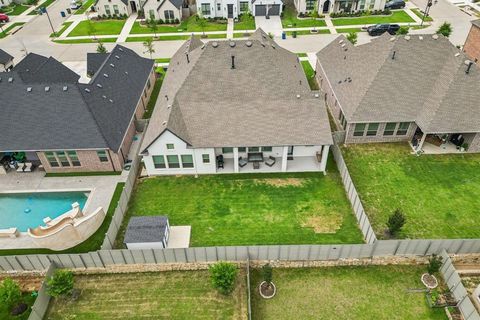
[13,53,80,84]
[316,33,480,134]
[0,45,154,152]
[124,216,169,244]
[0,49,13,66]
[141,29,332,153]
[157,0,183,9]
[87,53,109,76]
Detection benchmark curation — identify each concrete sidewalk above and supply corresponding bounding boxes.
[117,13,137,42]
[227,18,234,38]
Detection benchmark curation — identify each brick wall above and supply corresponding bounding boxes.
[465,132,480,153]
[345,122,417,144]
[464,23,480,63]
[316,59,345,131]
[37,150,117,173]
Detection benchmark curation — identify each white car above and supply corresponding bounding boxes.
[70,0,81,9]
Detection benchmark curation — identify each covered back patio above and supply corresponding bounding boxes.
[410,127,477,154]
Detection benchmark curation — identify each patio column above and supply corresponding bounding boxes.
[416,133,427,153]
[233,147,239,173]
[319,145,330,175]
[281,146,288,172]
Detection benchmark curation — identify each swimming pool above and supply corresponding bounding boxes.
[0,191,89,232]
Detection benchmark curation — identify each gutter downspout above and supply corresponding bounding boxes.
[107,149,117,171]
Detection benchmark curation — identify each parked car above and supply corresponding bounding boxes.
[367,24,401,36]
[70,0,81,9]
[385,0,406,9]
[0,13,9,23]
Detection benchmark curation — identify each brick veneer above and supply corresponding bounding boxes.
[345,122,417,144]
[464,23,480,63]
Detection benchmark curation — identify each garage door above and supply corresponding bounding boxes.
[268,4,280,15]
[255,5,266,16]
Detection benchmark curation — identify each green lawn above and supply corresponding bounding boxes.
[251,265,447,320]
[301,61,319,90]
[233,32,251,38]
[234,14,256,30]
[0,3,30,15]
[115,156,363,247]
[285,29,330,36]
[45,171,121,177]
[282,5,326,28]
[46,271,247,319]
[342,143,480,239]
[0,292,35,320]
[126,33,226,42]
[130,15,227,34]
[54,37,118,43]
[51,21,73,37]
[143,76,163,119]
[296,53,308,57]
[154,58,171,63]
[67,19,126,37]
[411,8,433,22]
[74,0,95,15]
[29,0,58,15]
[0,22,25,39]
[332,10,415,26]
[336,27,365,33]
[0,183,124,256]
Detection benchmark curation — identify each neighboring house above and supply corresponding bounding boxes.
[294,0,386,14]
[0,49,14,72]
[464,19,480,63]
[316,33,480,153]
[94,0,140,17]
[124,216,170,249]
[0,45,155,173]
[140,29,333,176]
[197,0,283,18]
[143,0,183,21]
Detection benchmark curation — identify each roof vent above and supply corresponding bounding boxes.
[231,55,235,69]
[271,44,276,49]
[115,55,120,59]
[201,44,205,49]
[109,99,114,103]
[125,71,128,75]
[419,36,423,40]
[167,105,171,109]
[8,77,13,83]
[84,88,91,93]
[102,95,107,99]
[390,37,395,42]
[404,35,411,41]
[261,42,266,47]
[455,52,460,57]
[0,77,2,82]
[392,50,396,60]
[432,34,439,40]
[118,47,124,51]
[229,41,236,47]
[212,42,219,48]
[314,93,319,98]
[339,40,344,44]
[45,86,50,92]
[348,77,352,82]
[162,121,167,126]
[103,73,109,78]
[465,60,474,74]
[97,83,103,88]
[245,41,252,47]
[63,86,68,91]
[27,87,32,92]
[296,94,301,99]
[110,63,115,68]
[341,43,346,48]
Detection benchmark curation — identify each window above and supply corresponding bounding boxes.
[306,0,315,10]
[45,152,59,167]
[164,10,174,21]
[167,155,180,168]
[201,3,211,15]
[97,150,109,162]
[67,151,81,167]
[202,154,210,163]
[222,147,233,153]
[147,79,151,89]
[56,151,70,167]
[166,143,174,150]
[238,147,246,152]
[149,9,155,20]
[152,155,166,168]
[353,123,366,136]
[338,111,347,129]
[261,146,272,152]
[181,155,194,168]
[216,2,221,11]
[113,4,119,14]
[366,123,379,136]
[396,122,410,135]
[248,147,260,152]
[239,1,248,11]
[104,5,111,15]
[383,122,396,136]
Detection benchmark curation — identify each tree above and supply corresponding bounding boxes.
[436,22,452,38]
[0,278,22,310]
[196,14,208,37]
[311,0,319,32]
[261,263,273,288]
[427,254,443,275]
[387,209,406,237]
[346,31,357,45]
[397,26,409,35]
[97,41,107,53]
[148,19,159,38]
[143,38,155,59]
[209,262,238,295]
[46,270,74,298]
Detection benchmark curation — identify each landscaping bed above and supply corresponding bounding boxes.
[331,10,415,26]
[341,143,480,239]
[0,275,41,320]
[130,15,227,34]
[67,19,126,37]
[281,5,326,28]
[0,22,25,39]
[300,61,319,90]
[234,14,256,30]
[0,3,30,15]
[45,271,247,319]
[115,155,363,247]
[251,265,447,319]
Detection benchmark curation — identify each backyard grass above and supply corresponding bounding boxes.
[143,76,163,119]
[0,22,25,39]
[301,61,319,90]
[411,8,433,22]
[45,171,121,177]
[154,58,171,63]
[0,292,35,320]
[251,265,447,320]
[67,19,126,37]
[342,143,480,239]
[53,37,117,43]
[46,271,247,319]
[332,10,415,26]
[296,52,307,57]
[115,155,363,247]
[130,15,227,34]
[50,21,73,37]
[0,183,124,256]
[281,5,326,28]
[0,3,30,15]
[74,0,95,15]
[234,14,256,30]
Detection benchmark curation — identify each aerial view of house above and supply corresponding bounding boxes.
[197,0,283,18]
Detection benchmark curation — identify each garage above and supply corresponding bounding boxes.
[254,4,280,16]
[268,4,280,15]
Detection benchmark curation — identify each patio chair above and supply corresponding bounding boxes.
[16,163,25,172]
[23,162,33,172]
[265,156,276,167]
[238,157,248,168]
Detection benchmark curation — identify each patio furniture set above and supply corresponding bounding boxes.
[216,153,276,170]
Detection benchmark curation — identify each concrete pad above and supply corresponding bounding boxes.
[167,226,191,248]
[255,16,283,37]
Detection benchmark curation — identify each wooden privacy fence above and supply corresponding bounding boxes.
[28,262,57,320]
[440,250,480,320]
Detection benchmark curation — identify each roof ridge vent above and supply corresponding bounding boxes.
[85,88,91,93]
[63,86,68,91]
[245,41,252,47]
[97,83,103,88]
[27,87,32,92]
[45,86,50,92]
[432,34,439,40]
[404,35,411,41]
[229,41,236,47]
[212,41,219,48]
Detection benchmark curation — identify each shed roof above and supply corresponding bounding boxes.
[124,216,169,243]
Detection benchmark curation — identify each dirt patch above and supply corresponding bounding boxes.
[255,178,304,187]
[0,274,44,292]
[301,215,342,233]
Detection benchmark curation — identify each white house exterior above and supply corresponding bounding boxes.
[294,0,385,14]
[141,30,333,177]
[143,0,183,21]
[197,0,283,18]
[94,0,138,17]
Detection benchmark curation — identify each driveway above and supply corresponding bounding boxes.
[255,16,283,37]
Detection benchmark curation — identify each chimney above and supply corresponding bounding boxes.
[466,61,473,74]
[392,51,396,60]
[231,55,235,69]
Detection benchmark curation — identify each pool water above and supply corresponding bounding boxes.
[0,192,88,232]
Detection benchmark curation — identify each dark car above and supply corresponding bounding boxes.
[385,0,406,9]
[0,13,9,23]
[367,23,401,36]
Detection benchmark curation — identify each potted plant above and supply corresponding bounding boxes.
[460,143,469,152]
[259,263,276,298]
[421,254,442,289]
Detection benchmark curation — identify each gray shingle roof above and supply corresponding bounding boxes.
[157,0,183,9]
[0,45,154,152]
[317,33,480,133]
[141,29,333,152]
[124,216,169,243]
[13,53,80,84]
[87,53,109,76]
[0,49,13,66]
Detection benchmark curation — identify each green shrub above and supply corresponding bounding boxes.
[0,278,22,309]
[209,262,238,295]
[346,31,357,45]
[261,263,273,287]
[436,22,452,37]
[387,209,406,236]
[47,270,74,298]
[397,26,409,35]
[427,254,443,275]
